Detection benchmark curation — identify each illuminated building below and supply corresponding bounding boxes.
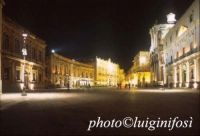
[0,0,4,94]
[94,57,124,86]
[149,21,174,86]
[127,51,151,87]
[46,53,94,88]
[163,0,200,89]
[1,17,47,92]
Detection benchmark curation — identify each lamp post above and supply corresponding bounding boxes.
[22,33,28,96]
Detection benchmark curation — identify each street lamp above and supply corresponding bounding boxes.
[21,32,28,96]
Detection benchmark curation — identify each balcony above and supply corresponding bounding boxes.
[174,48,198,63]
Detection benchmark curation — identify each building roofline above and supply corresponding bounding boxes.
[2,15,47,47]
[52,53,94,68]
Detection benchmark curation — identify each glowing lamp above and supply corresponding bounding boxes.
[22,33,28,38]
[22,48,27,56]
[193,83,198,89]
[167,13,176,24]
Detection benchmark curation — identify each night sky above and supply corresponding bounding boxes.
[3,0,194,71]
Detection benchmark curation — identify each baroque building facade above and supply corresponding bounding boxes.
[149,23,174,85]
[94,57,125,86]
[46,52,94,88]
[2,17,46,92]
[163,0,200,88]
[126,51,151,87]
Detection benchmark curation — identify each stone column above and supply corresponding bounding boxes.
[163,66,167,84]
[193,58,197,88]
[0,0,4,94]
[194,58,200,88]
[69,63,73,88]
[186,61,190,88]
[196,58,200,82]
[179,64,182,87]
[174,66,177,87]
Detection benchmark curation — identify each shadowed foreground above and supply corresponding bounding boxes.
[0,88,199,136]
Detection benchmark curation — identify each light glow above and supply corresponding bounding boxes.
[174,83,177,88]
[22,33,28,38]
[178,26,188,37]
[193,83,198,89]
[185,83,189,88]
[140,57,146,65]
[29,83,34,90]
[20,83,24,90]
[167,13,176,24]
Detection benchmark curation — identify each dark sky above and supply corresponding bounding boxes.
[3,0,194,71]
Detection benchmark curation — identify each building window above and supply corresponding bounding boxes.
[39,51,42,62]
[170,56,173,63]
[16,70,20,80]
[189,13,193,23]
[32,48,36,60]
[190,69,194,80]
[82,72,84,78]
[3,33,9,50]
[4,68,10,80]
[28,44,32,59]
[14,39,21,54]
[177,73,179,82]
[39,73,42,82]
[33,73,36,81]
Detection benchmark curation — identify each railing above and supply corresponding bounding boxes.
[174,48,198,63]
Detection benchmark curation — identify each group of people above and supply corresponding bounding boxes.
[117,83,131,89]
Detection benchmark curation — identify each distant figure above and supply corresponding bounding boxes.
[88,84,91,88]
[128,83,131,89]
[67,82,70,90]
